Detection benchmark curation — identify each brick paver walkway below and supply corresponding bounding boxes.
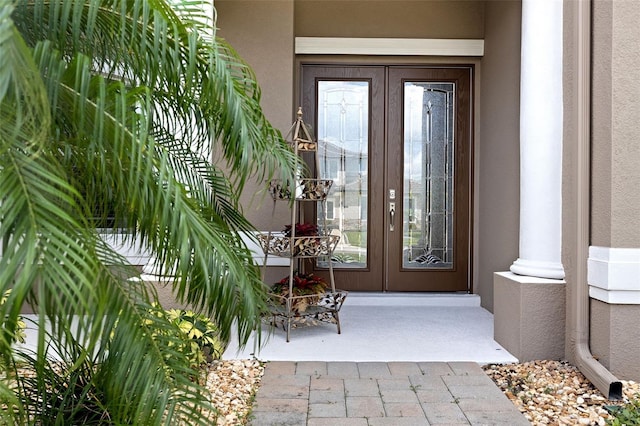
[249,361,530,425]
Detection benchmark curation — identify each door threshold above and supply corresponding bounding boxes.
[345,292,480,307]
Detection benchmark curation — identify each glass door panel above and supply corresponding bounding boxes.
[386,67,471,292]
[316,81,369,269]
[403,82,455,269]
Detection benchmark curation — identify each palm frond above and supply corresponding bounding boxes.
[0,0,56,353]
[1,7,213,423]
[2,0,294,422]
[15,0,299,188]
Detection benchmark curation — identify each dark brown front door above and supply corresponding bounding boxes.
[301,65,472,292]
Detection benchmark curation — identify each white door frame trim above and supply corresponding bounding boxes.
[295,37,484,56]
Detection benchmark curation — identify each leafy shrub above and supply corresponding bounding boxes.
[147,305,225,368]
[606,395,640,425]
[8,305,222,425]
[166,308,226,364]
[13,354,110,425]
[1,290,26,345]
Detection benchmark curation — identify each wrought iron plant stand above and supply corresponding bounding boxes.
[259,108,347,342]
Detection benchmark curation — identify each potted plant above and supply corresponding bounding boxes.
[282,223,329,256]
[283,223,318,237]
[270,272,328,312]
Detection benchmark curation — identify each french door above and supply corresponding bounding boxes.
[300,65,472,292]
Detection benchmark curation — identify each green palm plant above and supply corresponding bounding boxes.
[0,0,297,424]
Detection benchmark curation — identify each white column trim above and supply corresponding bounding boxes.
[295,37,485,56]
[588,246,640,304]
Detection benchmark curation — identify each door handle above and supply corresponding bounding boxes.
[389,202,396,232]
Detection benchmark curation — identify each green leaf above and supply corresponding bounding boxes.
[2,0,296,423]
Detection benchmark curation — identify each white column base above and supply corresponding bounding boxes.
[510,258,566,280]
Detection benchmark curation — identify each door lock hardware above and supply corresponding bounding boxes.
[389,202,396,231]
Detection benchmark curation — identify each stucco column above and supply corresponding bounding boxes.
[510,0,565,280]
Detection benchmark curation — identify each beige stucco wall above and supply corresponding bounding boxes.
[215,1,295,134]
[591,0,640,248]
[215,0,295,233]
[477,1,521,311]
[588,0,640,381]
[294,1,484,38]
[215,0,295,284]
[590,299,640,380]
[215,1,523,303]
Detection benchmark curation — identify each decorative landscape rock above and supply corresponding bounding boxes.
[203,359,264,425]
[484,360,639,425]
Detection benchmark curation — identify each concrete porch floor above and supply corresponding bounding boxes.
[224,293,518,365]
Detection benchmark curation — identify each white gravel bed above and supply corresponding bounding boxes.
[204,359,265,425]
[483,360,639,425]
